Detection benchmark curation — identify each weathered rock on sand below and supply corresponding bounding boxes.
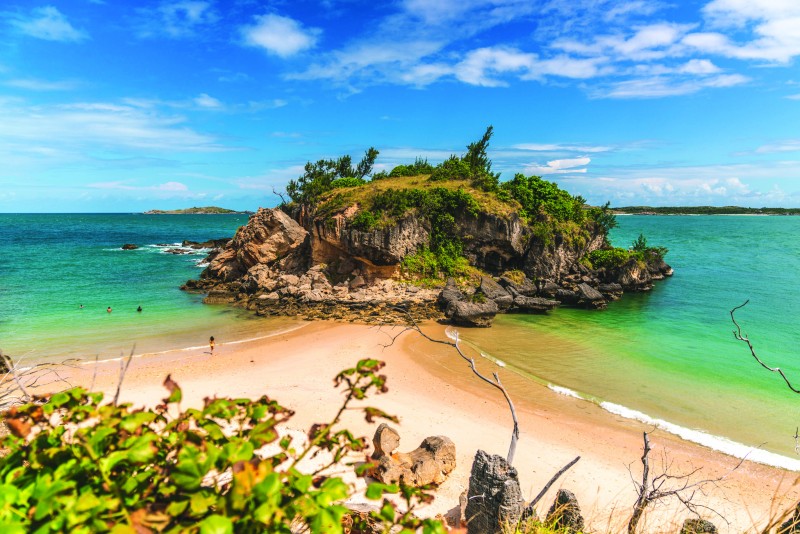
[545,489,585,533]
[183,206,672,326]
[464,450,524,534]
[369,424,456,487]
[681,518,718,534]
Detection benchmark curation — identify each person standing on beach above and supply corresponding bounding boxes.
[209,336,215,353]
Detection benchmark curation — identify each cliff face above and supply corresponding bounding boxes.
[184,203,672,326]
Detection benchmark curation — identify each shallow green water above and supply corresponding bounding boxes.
[0,213,301,363]
[459,215,800,465]
[3,213,800,466]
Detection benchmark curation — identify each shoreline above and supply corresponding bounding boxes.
[49,320,800,532]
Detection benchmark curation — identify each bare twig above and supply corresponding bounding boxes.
[627,431,742,533]
[731,300,800,394]
[527,456,581,510]
[383,309,520,465]
[112,346,136,406]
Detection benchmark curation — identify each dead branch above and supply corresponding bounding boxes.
[0,351,76,410]
[527,455,581,511]
[731,300,800,394]
[627,431,742,533]
[383,309,520,465]
[112,346,136,406]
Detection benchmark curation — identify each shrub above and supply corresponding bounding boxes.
[330,177,366,189]
[350,210,382,231]
[0,361,445,533]
[428,155,471,182]
[500,174,585,224]
[286,148,379,204]
[587,247,633,269]
[388,158,434,177]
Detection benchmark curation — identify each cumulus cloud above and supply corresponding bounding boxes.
[242,14,320,57]
[684,0,800,63]
[194,93,223,109]
[524,157,591,175]
[9,6,88,42]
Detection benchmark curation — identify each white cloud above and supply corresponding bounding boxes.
[9,6,88,42]
[756,140,800,153]
[524,157,591,175]
[513,143,612,153]
[601,73,748,98]
[4,78,81,91]
[194,93,223,109]
[135,1,218,39]
[678,59,721,74]
[88,180,189,192]
[242,14,320,57]
[0,101,227,155]
[454,47,536,87]
[683,0,800,63]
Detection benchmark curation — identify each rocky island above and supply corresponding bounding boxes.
[183,128,672,327]
[144,206,247,214]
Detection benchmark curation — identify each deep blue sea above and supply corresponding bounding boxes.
[2,213,800,465]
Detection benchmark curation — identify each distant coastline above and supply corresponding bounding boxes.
[613,205,800,215]
[143,206,250,215]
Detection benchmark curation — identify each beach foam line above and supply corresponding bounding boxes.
[546,382,800,470]
[548,384,583,399]
[600,401,800,471]
[78,322,310,365]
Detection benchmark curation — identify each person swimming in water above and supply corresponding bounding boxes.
[137,306,142,312]
[107,306,112,313]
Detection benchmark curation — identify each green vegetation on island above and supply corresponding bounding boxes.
[144,206,245,215]
[284,126,655,281]
[613,205,800,215]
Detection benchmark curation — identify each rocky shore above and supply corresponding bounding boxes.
[182,205,672,327]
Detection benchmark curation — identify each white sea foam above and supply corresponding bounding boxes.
[444,327,459,342]
[548,384,583,399]
[600,401,800,471]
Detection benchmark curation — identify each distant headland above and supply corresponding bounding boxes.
[613,205,800,215]
[143,206,250,215]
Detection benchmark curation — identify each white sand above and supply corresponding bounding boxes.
[56,320,800,533]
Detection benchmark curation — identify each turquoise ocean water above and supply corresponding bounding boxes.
[0,213,302,364]
[2,213,800,466]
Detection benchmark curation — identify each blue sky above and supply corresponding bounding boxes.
[2,0,800,212]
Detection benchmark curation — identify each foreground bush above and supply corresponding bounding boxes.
[0,360,444,533]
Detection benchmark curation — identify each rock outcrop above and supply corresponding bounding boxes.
[369,424,456,487]
[183,199,672,326]
[121,244,138,250]
[680,518,718,534]
[464,450,524,534]
[545,489,585,532]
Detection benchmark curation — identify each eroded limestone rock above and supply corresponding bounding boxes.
[370,425,456,487]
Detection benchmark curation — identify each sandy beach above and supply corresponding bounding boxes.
[56,320,800,533]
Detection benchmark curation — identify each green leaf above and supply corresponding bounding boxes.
[199,514,233,534]
[75,490,102,512]
[379,502,395,523]
[190,491,217,516]
[309,509,339,533]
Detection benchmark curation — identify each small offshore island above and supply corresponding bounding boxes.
[144,206,249,214]
[183,129,673,327]
[614,205,800,215]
